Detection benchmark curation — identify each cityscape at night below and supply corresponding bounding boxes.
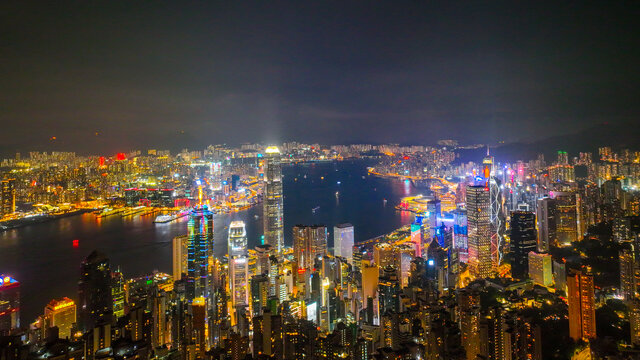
[1,2,640,360]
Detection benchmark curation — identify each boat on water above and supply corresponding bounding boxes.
[153,214,174,223]
[312,206,320,213]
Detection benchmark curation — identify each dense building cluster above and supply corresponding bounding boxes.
[3,143,640,359]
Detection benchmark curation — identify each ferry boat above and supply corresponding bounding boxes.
[153,214,174,223]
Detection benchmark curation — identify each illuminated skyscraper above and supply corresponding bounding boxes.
[553,191,581,245]
[228,221,249,313]
[567,267,596,341]
[293,225,327,270]
[466,185,493,278]
[482,154,505,268]
[333,223,354,262]
[0,179,15,217]
[619,244,636,301]
[78,251,113,332]
[536,197,556,252]
[44,297,76,339]
[509,211,537,280]
[111,270,125,319]
[172,235,188,281]
[187,205,214,300]
[263,146,284,256]
[528,252,553,287]
[0,275,20,333]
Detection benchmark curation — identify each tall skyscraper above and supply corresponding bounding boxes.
[536,197,556,252]
[78,251,113,332]
[567,267,596,341]
[619,244,636,301]
[333,223,354,262]
[482,154,505,268]
[293,225,328,270]
[509,211,537,280]
[553,191,581,245]
[466,185,493,278]
[111,270,125,319]
[263,146,284,256]
[187,205,214,300]
[228,221,249,312]
[172,235,188,281]
[0,275,20,334]
[0,179,15,217]
[44,297,76,339]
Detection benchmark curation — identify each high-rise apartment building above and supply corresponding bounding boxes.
[333,223,354,262]
[567,267,596,341]
[619,244,636,301]
[263,146,284,255]
[466,185,493,278]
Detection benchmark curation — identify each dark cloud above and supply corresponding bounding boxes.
[1,1,638,154]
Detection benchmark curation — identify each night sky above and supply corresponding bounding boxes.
[2,1,638,154]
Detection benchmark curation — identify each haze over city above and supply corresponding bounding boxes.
[2,2,639,154]
[3,2,640,360]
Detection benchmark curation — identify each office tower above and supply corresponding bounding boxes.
[378,266,400,315]
[334,223,354,262]
[187,205,214,300]
[553,191,581,245]
[483,154,506,268]
[111,270,125,319]
[172,235,188,281]
[619,244,636,301]
[152,291,168,348]
[228,221,248,258]
[43,297,76,339]
[263,146,284,255]
[192,297,207,358]
[466,185,493,278]
[536,197,556,252]
[528,252,553,287]
[0,276,20,333]
[510,211,537,280]
[78,251,113,332]
[0,179,15,217]
[228,221,249,312]
[255,244,273,277]
[567,267,596,341]
[250,274,270,316]
[427,199,441,234]
[410,217,423,258]
[293,225,328,270]
[453,208,468,252]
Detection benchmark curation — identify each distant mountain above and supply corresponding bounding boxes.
[457,122,640,163]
